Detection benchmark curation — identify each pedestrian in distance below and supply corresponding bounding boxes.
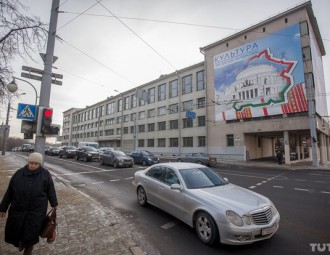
[0,152,58,255]
[276,150,283,165]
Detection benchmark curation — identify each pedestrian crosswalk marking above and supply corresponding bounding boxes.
[18,105,35,118]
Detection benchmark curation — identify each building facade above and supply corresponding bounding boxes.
[62,2,330,164]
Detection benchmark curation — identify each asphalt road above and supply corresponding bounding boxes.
[17,153,330,255]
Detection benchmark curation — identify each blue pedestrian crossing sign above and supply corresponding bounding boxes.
[17,103,37,121]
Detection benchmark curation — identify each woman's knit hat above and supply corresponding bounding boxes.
[27,152,43,164]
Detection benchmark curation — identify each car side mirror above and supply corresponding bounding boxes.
[171,184,182,191]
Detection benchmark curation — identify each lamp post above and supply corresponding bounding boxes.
[1,88,26,155]
[9,77,39,106]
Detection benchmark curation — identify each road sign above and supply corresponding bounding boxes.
[17,103,37,121]
[21,72,63,85]
[22,66,63,79]
[186,110,196,120]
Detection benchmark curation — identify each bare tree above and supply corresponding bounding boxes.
[0,0,48,101]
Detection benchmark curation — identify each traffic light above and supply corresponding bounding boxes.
[36,107,60,136]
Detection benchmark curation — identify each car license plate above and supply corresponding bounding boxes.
[261,224,277,236]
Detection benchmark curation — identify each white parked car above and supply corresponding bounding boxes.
[132,162,280,245]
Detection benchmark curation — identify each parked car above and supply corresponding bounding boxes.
[75,146,100,162]
[99,147,115,153]
[128,150,159,166]
[132,162,280,246]
[176,152,217,166]
[59,146,77,158]
[45,147,60,156]
[99,150,134,168]
[22,144,34,152]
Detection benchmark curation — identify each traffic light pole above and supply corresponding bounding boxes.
[34,0,60,156]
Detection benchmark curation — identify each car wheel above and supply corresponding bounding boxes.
[75,155,79,161]
[113,161,118,168]
[142,160,147,166]
[59,154,62,158]
[84,156,88,162]
[177,158,182,162]
[130,164,133,168]
[195,212,218,246]
[137,186,147,207]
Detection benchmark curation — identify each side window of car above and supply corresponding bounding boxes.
[146,166,165,182]
[164,168,180,185]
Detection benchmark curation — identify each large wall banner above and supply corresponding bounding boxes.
[214,24,306,121]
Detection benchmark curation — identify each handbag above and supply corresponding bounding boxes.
[41,208,57,242]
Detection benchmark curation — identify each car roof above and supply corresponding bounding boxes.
[148,162,208,170]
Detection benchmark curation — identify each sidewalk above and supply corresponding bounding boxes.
[0,153,144,255]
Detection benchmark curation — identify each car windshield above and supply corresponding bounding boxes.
[113,151,126,156]
[179,167,227,189]
[84,146,97,151]
[142,151,153,156]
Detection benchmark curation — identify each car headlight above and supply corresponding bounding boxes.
[243,215,251,225]
[87,153,92,156]
[269,201,278,215]
[226,210,243,227]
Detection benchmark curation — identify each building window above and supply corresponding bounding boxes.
[169,79,178,98]
[158,138,166,147]
[138,111,145,120]
[148,87,155,103]
[158,121,166,131]
[158,83,166,101]
[147,139,154,147]
[182,100,193,111]
[198,136,206,147]
[170,120,178,129]
[123,127,129,134]
[131,94,137,108]
[169,103,179,114]
[169,138,178,147]
[198,116,206,127]
[157,106,167,116]
[116,116,122,124]
[106,102,115,115]
[197,70,205,91]
[124,96,129,110]
[197,97,206,108]
[182,75,192,95]
[138,125,145,133]
[183,118,193,128]
[148,123,155,132]
[131,113,136,121]
[183,137,193,147]
[227,134,234,147]
[117,99,122,112]
[130,126,135,134]
[124,114,129,122]
[117,128,121,135]
[148,109,155,118]
[138,139,144,147]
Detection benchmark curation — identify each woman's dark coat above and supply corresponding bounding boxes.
[0,165,58,247]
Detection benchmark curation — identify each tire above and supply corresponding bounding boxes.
[130,164,133,168]
[177,159,182,162]
[99,159,103,165]
[59,154,62,158]
[113,161,118,168]
[195,212,218,246]
[75,155,79,161]
[142,160,147,166]
[137,186,147,207]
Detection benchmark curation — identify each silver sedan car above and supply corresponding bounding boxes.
[132,163,280,245]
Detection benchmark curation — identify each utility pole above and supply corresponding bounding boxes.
[35,0,60,155]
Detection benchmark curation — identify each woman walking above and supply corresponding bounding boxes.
[0,152,58,255]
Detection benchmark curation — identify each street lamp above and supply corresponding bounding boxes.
[1,87,26,155]
[9,77,39,106]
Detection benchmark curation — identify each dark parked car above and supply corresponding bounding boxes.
[176,152,217,166]
[75,146,100,162]
[59,146,77,158]
[45,147,60,156]
[128,150,159,166]
[99,150,134,168]
[99,147,115,153]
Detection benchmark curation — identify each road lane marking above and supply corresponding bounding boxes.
[110,179,121,182]
[314,180,326,183]
[321,191,330,194]
[249,186,256,189]
[256,183,262,186]
[73,184,86,187]
[61,169,119,176]
[273,186,283,188]
[294,188,310,192]
[92,181,104,185]
[161,221,177,229]
[294,179,306,182]
[125,177,134,180]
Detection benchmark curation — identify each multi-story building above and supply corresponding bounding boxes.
[62,1,330,165]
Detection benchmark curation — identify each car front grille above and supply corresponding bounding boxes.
[251,207,273,225]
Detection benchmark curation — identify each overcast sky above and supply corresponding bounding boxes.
[2,0,330,141]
